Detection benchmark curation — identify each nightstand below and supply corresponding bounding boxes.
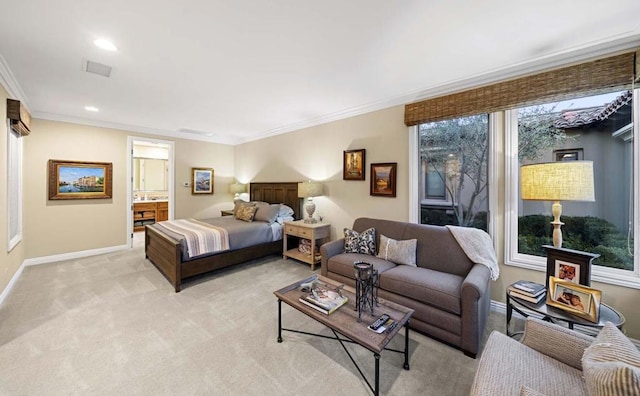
[221,209,234,216]
[283,220,331,270]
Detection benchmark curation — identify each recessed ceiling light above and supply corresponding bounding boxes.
[84,106,99,112]
[93,38,117,52]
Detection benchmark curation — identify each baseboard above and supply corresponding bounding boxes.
[490,299,640,349]
[22,244,129,266]
[0,263,25,306]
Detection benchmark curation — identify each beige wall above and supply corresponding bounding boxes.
[23,119,234,258]
[0,87,26,293]
[235,105,409,238]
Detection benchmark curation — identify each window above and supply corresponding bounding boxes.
[7,120,23,251]
[418,115,490,231]
[506,89,638,284]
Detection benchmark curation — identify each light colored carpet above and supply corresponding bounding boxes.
[0,234,505,395]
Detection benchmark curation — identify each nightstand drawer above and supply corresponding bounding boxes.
[285,225,311,238]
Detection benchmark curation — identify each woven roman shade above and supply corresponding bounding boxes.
[405,51,637,126]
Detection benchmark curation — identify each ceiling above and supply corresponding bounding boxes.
[1,1,639,145]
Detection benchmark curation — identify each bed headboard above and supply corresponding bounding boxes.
[250,182,302,220]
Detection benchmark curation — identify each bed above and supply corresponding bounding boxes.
[145,182,301,292]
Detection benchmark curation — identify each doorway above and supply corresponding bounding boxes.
[127,136,175,248]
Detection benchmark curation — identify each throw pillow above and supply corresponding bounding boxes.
[235,205,258,222]
[254,202,280,224]
[582,322,640,396]
[376,234,417,266]
[343,228,376,255]
[233,200,255,215]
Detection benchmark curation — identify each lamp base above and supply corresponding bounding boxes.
[304,200,317,223]
[303,218,318,224]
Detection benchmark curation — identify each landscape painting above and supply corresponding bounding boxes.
[370,162,397,197]
[48,160,113,200]
[192,167,214,194]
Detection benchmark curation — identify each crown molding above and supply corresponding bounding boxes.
[0,53,30,108]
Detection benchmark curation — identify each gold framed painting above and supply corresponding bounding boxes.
[547,276,601,323]
[343,149,365,180]
[48,159,113,200]
[192,167,214,194]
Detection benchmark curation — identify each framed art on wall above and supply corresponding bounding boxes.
[543,245,599,288]
[343,149,365,180]
[48,159,113,200]
[192,167,214,194]
[370,162,396,197]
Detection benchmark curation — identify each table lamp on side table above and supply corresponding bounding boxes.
[298,181,323,223]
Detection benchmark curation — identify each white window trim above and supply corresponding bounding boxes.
[7,120,23,252]
[504,89,640,289]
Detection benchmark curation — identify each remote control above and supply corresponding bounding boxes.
[370,314,390,330]
[385,321,398,333]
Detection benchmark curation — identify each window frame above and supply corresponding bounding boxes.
[504,89,640,289]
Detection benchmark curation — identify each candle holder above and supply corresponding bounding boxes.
[353,261,379,321]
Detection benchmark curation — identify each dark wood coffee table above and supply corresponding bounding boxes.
[274,275,414,396]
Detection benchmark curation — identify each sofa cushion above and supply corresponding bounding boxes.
[582,322,640,396]
[344,227,376,255]
[376,234,417,266]
[326,253,397,280]
[379,265,464,315]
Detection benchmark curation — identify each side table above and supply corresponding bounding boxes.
[220,209,234,216]
[283,220,330,270]
[506,288,625,337]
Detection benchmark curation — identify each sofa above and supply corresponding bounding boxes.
[471,317,640,395]
[320,217,495,358]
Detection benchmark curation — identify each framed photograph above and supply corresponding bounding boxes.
[343,149,365,180]
[192,168,214,194]
[370,162,397,197]
[543,245,599,289]
[48,159,112,200]
[547,276,601,323]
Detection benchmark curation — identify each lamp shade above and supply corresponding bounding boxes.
[520,161,595,202]
[298,181,323,198]
[229,183,246,194]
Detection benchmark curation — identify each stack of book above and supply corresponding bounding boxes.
[509,280,546,303]
[299,284,348,314]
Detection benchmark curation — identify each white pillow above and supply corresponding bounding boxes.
[276,215,294,225]
[278,204,294,217]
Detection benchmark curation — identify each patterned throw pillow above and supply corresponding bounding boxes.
[233,200,255,215]
[235,205,258,222]
[582,321,640,396]
[376,234,417,266]
[344,228,376,255]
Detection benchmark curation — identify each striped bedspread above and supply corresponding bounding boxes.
[155,219,230,258]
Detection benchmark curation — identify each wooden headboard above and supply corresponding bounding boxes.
[250,182,302,220]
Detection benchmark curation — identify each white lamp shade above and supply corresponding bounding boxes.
[520,161,595,202]
[298,181,323,198]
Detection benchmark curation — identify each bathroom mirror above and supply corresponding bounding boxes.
[134,158,168,191]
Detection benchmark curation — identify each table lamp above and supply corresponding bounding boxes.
[520,161,595,248]
[230,183,246,200]
[298,181,323,223]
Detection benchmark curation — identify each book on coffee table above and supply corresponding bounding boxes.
[299,283,348,314]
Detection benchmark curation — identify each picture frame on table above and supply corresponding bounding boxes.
[48,159,113,200]
[343,149,366,181]
[547,276,601,323]
[192,167,214,194]
[370,162,396,197]
[543,245,599,289]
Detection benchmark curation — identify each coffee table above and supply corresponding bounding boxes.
[274,275,414,396]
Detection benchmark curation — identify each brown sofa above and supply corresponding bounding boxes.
[320,217,493,358]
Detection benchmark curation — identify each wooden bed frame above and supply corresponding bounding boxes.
[145,182,301,292]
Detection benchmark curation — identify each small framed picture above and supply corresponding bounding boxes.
[547,276,601,323]
[343,149,365,180]
[370,163,397,197]
[543,245,599,289]
[192,168,214,194]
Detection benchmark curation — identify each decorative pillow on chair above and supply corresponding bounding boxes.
[582,321,640,396]
[376,234,417,266]
[235,205,258,222]
[344,228,376,255]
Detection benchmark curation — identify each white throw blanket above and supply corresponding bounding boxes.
[445,225,500,281]
[156,219,230,258]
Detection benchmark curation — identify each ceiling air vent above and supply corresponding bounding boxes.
[85,60,112,77]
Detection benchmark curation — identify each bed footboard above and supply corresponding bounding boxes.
[145,225,182,292]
